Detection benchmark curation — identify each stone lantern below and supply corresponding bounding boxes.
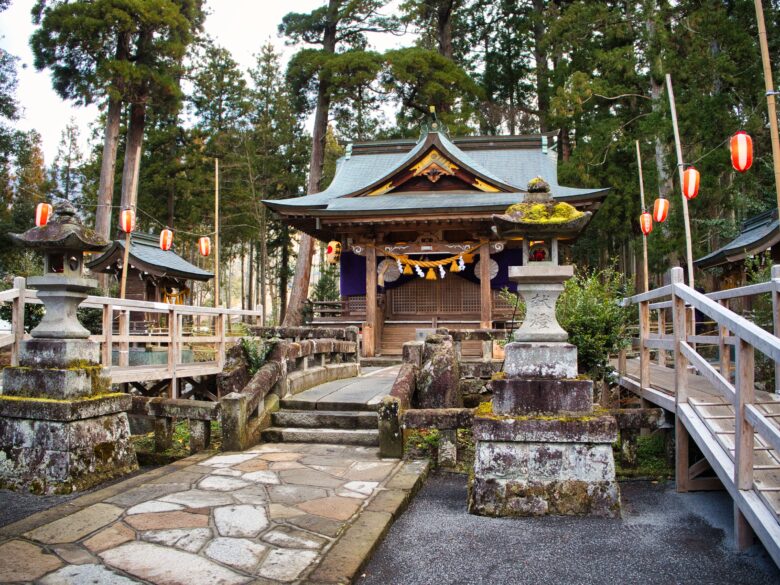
[468,178,620,518]
[0,201,137,494]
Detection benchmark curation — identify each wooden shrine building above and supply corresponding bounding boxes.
[265,127,608,357]
[88,232,213,310]
[695,208,780,289]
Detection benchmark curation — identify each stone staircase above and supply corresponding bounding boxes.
[262,398,380,446]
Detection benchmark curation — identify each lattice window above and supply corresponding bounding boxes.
[346,295,366,313]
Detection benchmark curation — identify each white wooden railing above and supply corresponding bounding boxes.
[620,266,780,562]
[1,277,263,394]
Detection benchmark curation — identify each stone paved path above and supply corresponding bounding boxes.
[283,366,399,411]
[0,443,427,585]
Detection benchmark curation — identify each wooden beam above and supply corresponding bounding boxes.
[364,244,377,357]
[479,242,491,329]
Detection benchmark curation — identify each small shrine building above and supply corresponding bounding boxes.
[87,232,213,308]
[265,127,608,357]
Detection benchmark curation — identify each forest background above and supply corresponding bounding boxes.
[1,0,778,325]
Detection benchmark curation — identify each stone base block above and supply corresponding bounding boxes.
[19,338,100,368]
[0,395,137,494]
[3,365,109,399]
[503,342,577,379]
[469,414,620,518]
[491,378,593,415]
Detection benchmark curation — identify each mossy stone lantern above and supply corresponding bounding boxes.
[10,201,108,339]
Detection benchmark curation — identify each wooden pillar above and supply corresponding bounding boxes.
[479,242,492,329]
[771,265,780,393]
[364,245,377,357]
[670,267,690,493]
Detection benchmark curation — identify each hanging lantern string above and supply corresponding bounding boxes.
[365,241,485,269]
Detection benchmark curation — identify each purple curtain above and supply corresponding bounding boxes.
[340,248,523,296]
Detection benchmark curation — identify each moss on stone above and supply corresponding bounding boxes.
[504,201,584,224]
[474,400,608,422]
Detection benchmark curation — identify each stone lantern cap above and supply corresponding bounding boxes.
[9,201,108,252]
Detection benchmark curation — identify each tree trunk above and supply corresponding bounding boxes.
[95,32,128,241]
[532,0,550,132]
[260,222,267,325]
[280,240,290,324]
[282,0,338,326]
[437,1,456,59]
[240,246,246,310]
[247,241,254,311]
[119,101,147,210]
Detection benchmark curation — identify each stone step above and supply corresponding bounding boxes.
[261,427,379,446]
[280,397,380,412]
[272,410,377,430]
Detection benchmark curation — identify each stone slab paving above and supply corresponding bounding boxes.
[0,443,427,585]
[286,367,400,411]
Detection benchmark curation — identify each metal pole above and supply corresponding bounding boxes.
[665,74,695,289]
[636,140,650,293]
[214,158,220,308]
[754,0,780,217]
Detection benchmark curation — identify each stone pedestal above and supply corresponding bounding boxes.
[468,410,620,517]
[0,339,137,494]
[469,252,620,518]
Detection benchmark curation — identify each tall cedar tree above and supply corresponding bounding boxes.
[31,0,205,238]
[279,0,398,326]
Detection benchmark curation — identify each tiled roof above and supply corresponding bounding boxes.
[265,131,607,214]
[695,209,780,268]
[87,233,213,281]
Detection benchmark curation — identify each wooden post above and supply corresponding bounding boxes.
[364,244,377,357]
[670,267,690,493]
[216,312,227,370]
[479,242,492,329]
[168,308,177,397]
[657,309,667,367]
[734,338,755,491]
[734,337,756,550]
[754,0,780,219]
[636,140,649,293]
[118,310,130,368]
[102,304,113,367]
[639,300,650,389]
[119,230,132,299]
[10,277,25,366]
[771,265,780,394]
[718,299,732,384]
[214,158,220,307]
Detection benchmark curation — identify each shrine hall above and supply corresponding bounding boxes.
[264,127,608,357]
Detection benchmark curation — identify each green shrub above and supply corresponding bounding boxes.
[556,265,633,381]
[240,337,270,375]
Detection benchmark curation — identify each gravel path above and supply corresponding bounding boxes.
[359,472,780,585]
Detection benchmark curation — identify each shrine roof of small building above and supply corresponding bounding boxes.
[264,130,608,217]
[87,233,213,281]
[695,208,779,269]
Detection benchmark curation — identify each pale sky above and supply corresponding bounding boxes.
[0,0,410,163]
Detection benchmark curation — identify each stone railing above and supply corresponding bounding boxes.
[130,396,219,454]
[129,328,359,455]
[222,333,359,451]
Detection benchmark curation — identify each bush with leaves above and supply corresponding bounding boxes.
[744,252,775,392]
[556,266,633,381]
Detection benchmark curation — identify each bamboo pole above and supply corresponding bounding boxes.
[636,140,649,293]
[214,158,220,308]
[119,229,131,299]
[754,0,780,218]
[665,74,695,289]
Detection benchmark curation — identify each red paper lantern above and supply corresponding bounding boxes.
[682,167,700,200]
[35,202,52,227]
[159,228,173,251]
[639,212,653,236]
[119,208,136,233]
[730,131,753,172]
[198,236,211,257]
[653,197,670,223]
